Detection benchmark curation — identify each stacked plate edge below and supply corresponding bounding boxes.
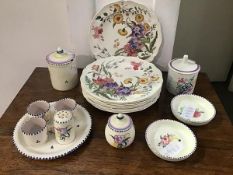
[80,56,163,113]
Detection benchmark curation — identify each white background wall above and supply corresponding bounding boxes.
[0,0,181,117]
[0,0,72,117]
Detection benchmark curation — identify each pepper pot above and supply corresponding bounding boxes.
[105,113,135,149]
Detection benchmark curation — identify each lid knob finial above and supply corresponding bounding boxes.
[117,113,124,120]
[57,47,64,54]
[182,55,188,63]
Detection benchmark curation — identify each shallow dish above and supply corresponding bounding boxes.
[171,94,216,126]
[13,102,92,160]
[145,119,197,161]
[90,0,162,62]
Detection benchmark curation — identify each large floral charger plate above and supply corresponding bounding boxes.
[90,0,162,62]
[13,103,92,160]
[80,56,163,104]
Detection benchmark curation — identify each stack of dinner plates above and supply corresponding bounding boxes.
[80,56,163,113]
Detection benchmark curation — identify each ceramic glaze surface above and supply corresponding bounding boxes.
[90,1,162,62]
[46,48,78,91]
[54,110,75,145]
[145,119,197,161]
[167,55,200,95]
[21,117,48,146]
[13,102,92,160]
[171,94,216,126]
[81,56,162,103]
[105,113,135,148]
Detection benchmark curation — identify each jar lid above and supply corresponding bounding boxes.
[54,110,72,124]
[169,55,200,73]
[108,113,132,132]
[46,47,75,65]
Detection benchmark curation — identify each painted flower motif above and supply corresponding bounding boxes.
[111,134,131,148]
[116,87,131,95]
[113,13,123,24]
[151,76,159,81]
[193,110,204,118]
[131,24,145,38]
[55,127,72,141]
[139,77,148,84]
[131,61,142,70]
[113,4,121,12]
[92,64,99,71]
[135,14,144,23]
[158,134,181,148]
[93,77,114,86]
[144,23,151,32]
[118,28,128,36]
[123,43,137,56]
[129,37,142,50]
[176,77,194,94]
[104,82,118,89]
[123,78,133,84]
[92,26,103,39]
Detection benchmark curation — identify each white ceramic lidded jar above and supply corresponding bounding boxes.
[167,55,200,95]
[46,47,78,91]
[105,113,135,149]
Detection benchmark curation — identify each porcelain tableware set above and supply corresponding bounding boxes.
[13,0,217,162]
[13,98,92,160]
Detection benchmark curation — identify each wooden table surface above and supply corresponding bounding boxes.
[0,68,233,175]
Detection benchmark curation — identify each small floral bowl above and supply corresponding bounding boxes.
[171,94,216,126]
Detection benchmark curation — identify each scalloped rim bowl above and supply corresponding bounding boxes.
[171,94,216,126]
[145,119,197,161]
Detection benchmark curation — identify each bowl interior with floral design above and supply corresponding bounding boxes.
[145,119,197,161]
[171,94,216,125]
[90,0,162,62]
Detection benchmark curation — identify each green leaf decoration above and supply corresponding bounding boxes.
[144,44,150,52]
[103,12,108,16]
[114,48,124,56]
[97,92,112,99]
[102,64,108,76]
[113,23,116,28]
[149,31,158,52]
[96,16,101,20]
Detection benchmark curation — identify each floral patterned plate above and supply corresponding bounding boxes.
[145,119,197,161]
[80,56,163,104]
[13,102,92,160]
[90,0,162,62]
[171,94,216,126]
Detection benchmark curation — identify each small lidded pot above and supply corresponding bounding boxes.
[105,113,135,149]
[167,55,200,95]
[46,47,78,91]
[54,110,75,145]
